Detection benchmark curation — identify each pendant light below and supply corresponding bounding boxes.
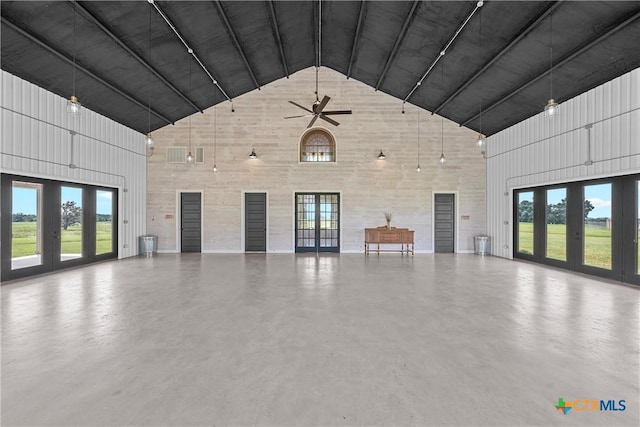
[145,3,154,148]
[544,12,558,118]
[475,7,485,147]
[377,151,386,160]
[186,52,194,163]
[416,109,421,172]
[249,148,257,159]
[212,106,218,173]
[66,0,81,115]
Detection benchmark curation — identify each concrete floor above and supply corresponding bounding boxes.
[1,254,638,426]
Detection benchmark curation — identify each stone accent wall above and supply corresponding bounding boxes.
[147,67,486,253]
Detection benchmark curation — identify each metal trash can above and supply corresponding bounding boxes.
[474,235,490,255]
[139,235,157,257]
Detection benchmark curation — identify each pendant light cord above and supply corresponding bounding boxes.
[213,106,216,161]
[441,63,444,155]
[417,109,420,162]
[72,0,76,96]
[147,3,152,135]
[189,58,192,155]
[549,13,554,100]
[478,7,482,134]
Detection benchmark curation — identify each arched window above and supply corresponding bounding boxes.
[300,128,336,162]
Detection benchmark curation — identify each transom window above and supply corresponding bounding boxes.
[300,129,335,162]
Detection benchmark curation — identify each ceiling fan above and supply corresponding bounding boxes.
[285,86,352,128]
[285,0,352,128]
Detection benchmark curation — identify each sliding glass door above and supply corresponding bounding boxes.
[514,174,638,285]
[1,174,118,281]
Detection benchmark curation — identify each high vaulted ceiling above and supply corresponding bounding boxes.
[2,1,640,137]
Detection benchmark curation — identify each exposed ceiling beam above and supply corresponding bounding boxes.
[267,1,289,78]
[1,16,174,126]
[432,0,563,116]
[375,0,419,90]
[460,8,640,128]
[212,1,260,90]
[74,1,202,114]
[346,0,366,79]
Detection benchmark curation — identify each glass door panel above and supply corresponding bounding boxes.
[11,181,43,270]
[517,191,534,255]
[583,183,612,270]
[296,194,316,249]
[96,190,113,255]
[545,188,567,261]
[319,194,339,248]
[60,186,83,261]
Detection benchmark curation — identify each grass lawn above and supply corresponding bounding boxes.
[518,222,619,269]
[11,221,113,258]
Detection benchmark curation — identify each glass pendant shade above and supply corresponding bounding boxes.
[439,153,446,164]
[544,98,558,118]
[67,95,81,115]
[416,164,421,173]
[186,151,194,163]
[212,164,218,173]
[145,133,154,148]
[476,133,485,147]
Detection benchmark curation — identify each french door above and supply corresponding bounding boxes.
[1,174,118,281]
[295,193,340,253]
[514,174,639,285]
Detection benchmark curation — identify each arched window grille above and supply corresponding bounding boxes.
[300,129,336,162]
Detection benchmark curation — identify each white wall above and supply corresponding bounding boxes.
[1,70,147,258]
[147,67,486,253]
[486,67,640,258]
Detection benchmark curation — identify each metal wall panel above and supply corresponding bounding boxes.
[1,70,146,259]
[486,67,640,259]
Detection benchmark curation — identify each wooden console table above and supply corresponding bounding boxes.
[365,226,414,255]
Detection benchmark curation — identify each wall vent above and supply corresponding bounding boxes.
[167,147,186,163]
[166,147,204,163]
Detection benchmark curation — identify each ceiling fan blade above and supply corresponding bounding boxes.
[315,95,330,114]
[322,110,352,115]
[284,114,314,119]
[307,115,319,128]
[288,101,313,114]
[319,114,340,127]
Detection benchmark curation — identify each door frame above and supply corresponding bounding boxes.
[175,190,204,252]
[432,191,459,253]
[293,191,342,253]
[242,190,269,252]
